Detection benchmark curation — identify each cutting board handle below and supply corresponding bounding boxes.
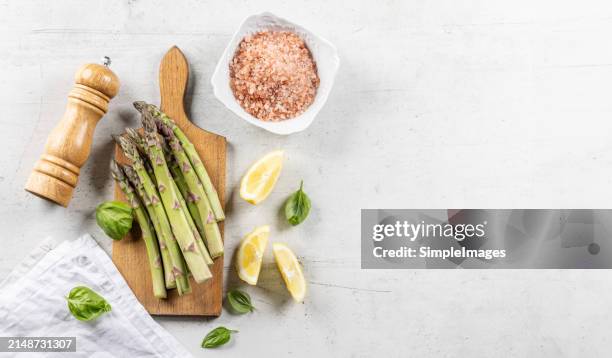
[159,46,191,129]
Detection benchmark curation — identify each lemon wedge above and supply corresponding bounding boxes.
[272,243,306,302]
[236,225,270,285]
[240,150,284,205]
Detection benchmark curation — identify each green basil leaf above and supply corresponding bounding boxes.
[66,286,112,321]
[227,289,255,314]
[96,201,133,240]
[284,181,311,226]
[201,327,238,348]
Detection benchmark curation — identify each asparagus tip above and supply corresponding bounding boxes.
[141,112,156,133]
[121,163,137,181]
[133,101,147,113]
[126,127,138,137]
[111,134,122,144]
[109,159,122,179]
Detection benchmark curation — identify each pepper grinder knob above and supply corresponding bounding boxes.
[25,60,120,207]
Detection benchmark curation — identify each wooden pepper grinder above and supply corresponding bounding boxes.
[25,57,120,207]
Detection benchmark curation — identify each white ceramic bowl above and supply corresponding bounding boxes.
[211,12,340,135]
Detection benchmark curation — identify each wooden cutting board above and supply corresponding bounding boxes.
[112,46,226,316]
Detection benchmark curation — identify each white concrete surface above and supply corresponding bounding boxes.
[2,0,612,356]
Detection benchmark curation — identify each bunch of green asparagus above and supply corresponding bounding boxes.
[110,102,225,298]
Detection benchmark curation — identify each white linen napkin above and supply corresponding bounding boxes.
[0,235,192,357]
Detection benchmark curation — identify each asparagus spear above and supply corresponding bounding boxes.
[140,114,212,283]
[155,129,215,267]
[156,120,224,258]
[164,157,210,263]
[110,160,166,299]
[156,132,214,265]
[114,135,191,295]
[169,159,204,235]
[170,173,214,265]
[122,163,175,289]
[126,128,158,187]
[134,101,225,221]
